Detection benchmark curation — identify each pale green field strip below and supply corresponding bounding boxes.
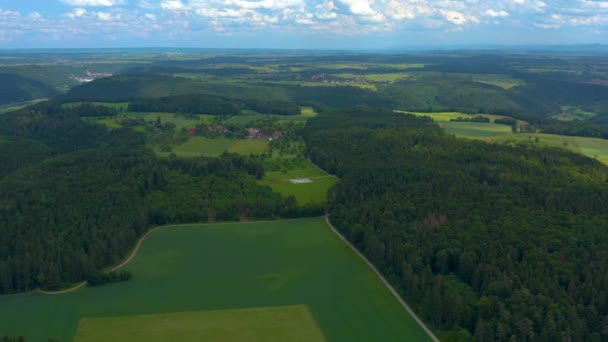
[74,305,325,342]
[62,102,130,110]
[404,111,526,124]
[334,73,411,82]
[492,133,608,165]
[127,112,208,130]
[156,137,269,157]
[434,122,608,166]
[440,122,514,139]
[0,98,48,114]
[0,218,430,341]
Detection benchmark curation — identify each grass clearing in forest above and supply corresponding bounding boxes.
[156,137,269,157]
[492,133,608,165]
[74,305,325,342]
[440,122,514,139]
[404,111,524,124]
[0,218,431,342]
[260,159,336,205]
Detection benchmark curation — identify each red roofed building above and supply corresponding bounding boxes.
[186,128,196,134]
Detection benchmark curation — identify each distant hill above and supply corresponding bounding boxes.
[0,74,59,105]
[62,74,211,102]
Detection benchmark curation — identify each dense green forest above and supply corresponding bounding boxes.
[304,108,608,340]
[0,99,302,294]
[127,94,300,116]
[0,74,58,105]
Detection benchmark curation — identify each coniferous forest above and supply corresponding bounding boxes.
[305,108,608,340]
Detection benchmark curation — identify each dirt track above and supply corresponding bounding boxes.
[324,215,440,342]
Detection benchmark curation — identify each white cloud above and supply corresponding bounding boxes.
[439,9,478,25]
[0,8,20,17]
[224,0,304,10]
[484,9,509,17]
[145,13,157,20]
[61,0,122,6]
[385,1,416,20]
[337,0,376,16]
[161,0,185,11]
[29,12,42,19]
[97,11,119,20]
[65,8,87,18]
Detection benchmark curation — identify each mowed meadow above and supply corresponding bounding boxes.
[407,112,608,166]
[0,218,430,341]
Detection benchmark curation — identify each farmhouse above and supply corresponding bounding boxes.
[210,124,229,133]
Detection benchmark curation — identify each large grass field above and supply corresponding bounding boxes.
[440,121,514,139]
[492,133,608,165]
[74,305,324,342]
[260,160,337,205]
[426,120,608,165]
[0,218,431,341]
[156,137,269,157]
[405,111,525,124]
[0,98,48,114]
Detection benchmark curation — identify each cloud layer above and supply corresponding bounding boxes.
[0,0,606,47]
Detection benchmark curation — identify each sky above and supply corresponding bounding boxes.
[0,0,607,49]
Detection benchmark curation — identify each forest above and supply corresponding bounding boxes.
[0,100,302,294]
[304,108,608,340]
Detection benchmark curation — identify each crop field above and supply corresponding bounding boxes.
[156,137,269,157]
[552,106,597,121]
[405,111,524,124]
[127,112,210,130]
[492,133,608,165]
[440,122,514,139]
[74,305,324,342]
[0,98,48,114]
[260,160,337,205]
[0,218,431,341]
[470,74,525,89]
[335,73,410,82]
[434,122,608,165]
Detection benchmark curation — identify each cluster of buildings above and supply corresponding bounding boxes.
[189,125,283,141]
[71,70,112,83]
[245,127,283,140]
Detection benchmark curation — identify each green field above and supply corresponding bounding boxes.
[260,160,337,205]
[470,74,525,89]
[74,305,324,342]
[128,112,209,130]
[552,106,598,121]
[335,73,410,82]
[405,111,524,124]
[0,218,431,341]
[430,121,608,165]
[156,137,269,157]
[0,98,48,114]
[493,133,608,165]
[440,122,515,139]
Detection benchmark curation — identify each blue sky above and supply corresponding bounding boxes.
[0,0,607,49]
